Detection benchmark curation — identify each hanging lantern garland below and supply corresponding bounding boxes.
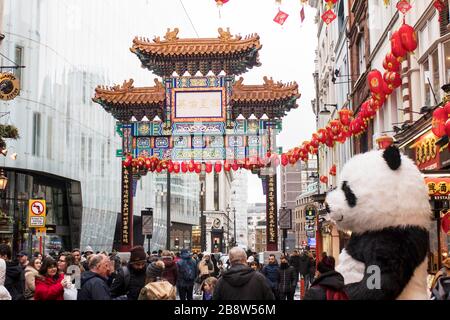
[281,20,419,185]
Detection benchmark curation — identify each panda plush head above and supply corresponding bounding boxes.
[325,145,431,234]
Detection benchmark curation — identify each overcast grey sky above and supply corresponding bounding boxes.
[99,0,318,203]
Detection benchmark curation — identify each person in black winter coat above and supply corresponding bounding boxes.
[303,256,346,300]
[0,244,24,300]
[278,255,297,300]
[213,247,274,300]
[261,254,280,299]
[78,254,126,300]
[110,246,147,300]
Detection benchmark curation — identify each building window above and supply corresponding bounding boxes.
[432,49,441,102]
[81,134,86,171]
[47,116,53,159]
[358,37,365,74]
[423,58,432,106]
[444,41,450,83]
[88,137,93,173]
[337,1,345,33]
[14,46,23,87]
[32,113,41,156]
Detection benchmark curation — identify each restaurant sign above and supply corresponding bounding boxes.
[266,174,278,251]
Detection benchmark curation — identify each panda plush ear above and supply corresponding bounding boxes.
[382,145,401,170]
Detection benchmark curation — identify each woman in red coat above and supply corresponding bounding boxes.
[34,257,67,300]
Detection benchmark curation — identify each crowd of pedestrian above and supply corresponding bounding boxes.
[6,242,446,300]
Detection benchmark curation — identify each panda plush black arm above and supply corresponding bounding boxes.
[343,226,429,300]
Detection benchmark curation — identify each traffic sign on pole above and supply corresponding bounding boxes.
[28,199,46,228]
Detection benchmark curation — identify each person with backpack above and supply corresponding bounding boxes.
[303,255,347,300]
[430,257,450,300]
[138,260,176,300]
[110,246,147,300]
[176,249,197,300]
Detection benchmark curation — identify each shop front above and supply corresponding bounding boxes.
[398,119,450,273]
[0,168,82,257]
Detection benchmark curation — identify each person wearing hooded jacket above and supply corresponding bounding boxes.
[303,256,346,300]
[213,247,275,300]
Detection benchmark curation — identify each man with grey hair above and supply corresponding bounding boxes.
[213,247,275,300]
[78,254,127,300]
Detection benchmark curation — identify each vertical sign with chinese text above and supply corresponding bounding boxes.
[266,174,278,251]
[121,165,133,251]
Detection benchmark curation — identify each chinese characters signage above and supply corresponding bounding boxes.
[266,174,278,251]
[425,177,450,200]
[121,165,133,249]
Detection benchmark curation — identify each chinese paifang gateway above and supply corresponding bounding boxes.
[92,28,301,251]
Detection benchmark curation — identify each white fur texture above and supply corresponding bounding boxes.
[326,149,431,233]
[335,249,365,285]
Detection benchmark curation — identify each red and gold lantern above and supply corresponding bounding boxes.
[232,161,239,171]
[281,153,288,166]
[214,161,222,173]
[391,31,407,60]
[338,108,353,126]
[368,69,384,95]
[173,162,180,174]
[329,164,337,176]
[320,175,329,184]
[205,162,213,173]
[384,71,402,90]
[383,52,401,72]
[432,107,448,138]
[317,128,328,144]
[188,160,195,173]
[398,23,417,52]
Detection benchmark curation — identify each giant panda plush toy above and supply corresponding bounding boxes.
[325,145,431,300]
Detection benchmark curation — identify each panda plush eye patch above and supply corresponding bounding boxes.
[342,181,357,207]
[383,145,401,170]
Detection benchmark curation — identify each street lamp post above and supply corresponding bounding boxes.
[226,204,230,252]
[233,207,236,247]
[200,182,206,252]
[166,171,171,250]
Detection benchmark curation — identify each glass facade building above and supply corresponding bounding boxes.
[0,0,200,254]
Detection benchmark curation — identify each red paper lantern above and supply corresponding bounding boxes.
[442,212,450,234]
[224,161,231,172]
[376,135,394,150]
[232,161,239,171]
[188,160,195,172]
[382,79,393,95]
[195,162,202,174]
[384,71,402,90]
[391,31,407,60]
[383,52,401,72]
[320,176,329,184]
[310,133,320,148]
[398,23,417,52]
[156,164,163,173]
[444,101,450,115]
[281,154,288,166]
[432,107,448,138]
[329,120,342,136]
[167,161,174,173]
[124,155,132,167]
[329,164,336,176]
[325,135,335,148]
[215,0,229,6]
[445,118,450,138]
[214,161,222,173]
[181,161,188,173]
[368,70,384,95]
[173,162,180,174]
[317,128,328,144]
[205,162,213,173]
[338,108,353,126]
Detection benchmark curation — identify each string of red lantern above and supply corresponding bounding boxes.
[281,20,418,184]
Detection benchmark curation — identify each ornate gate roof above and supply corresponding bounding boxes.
[130,28,262,77]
